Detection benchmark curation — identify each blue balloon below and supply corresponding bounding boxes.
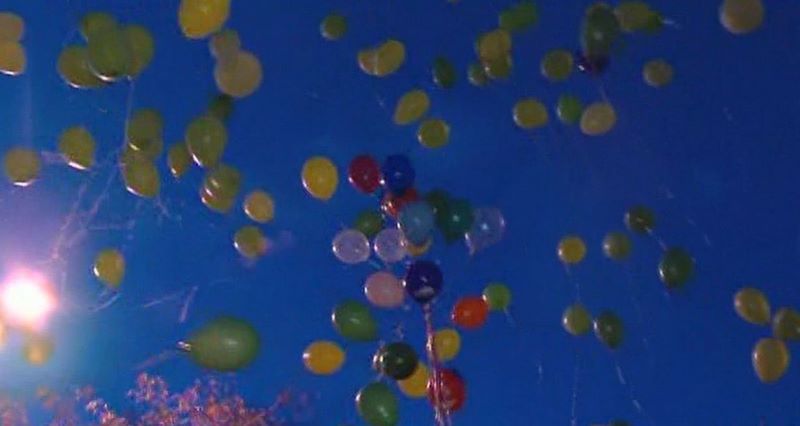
[398,201,434,246]
[381,155,415,194]
[403,260,442,304]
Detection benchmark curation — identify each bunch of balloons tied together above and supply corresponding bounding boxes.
[732,288,799,383]
[559,205,696,351]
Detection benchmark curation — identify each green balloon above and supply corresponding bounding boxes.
[121,155,160,198]
[80,12,117,41]
[332,301,377,342]
[87,26,132,82]
[483,282,512,311]
[208,94,235,121]
[593,311,624,349]
[658,248,694,288]
[127,108,164,159]
[320,13,348,41]
[483,54,513,80]
[624,205,655,233]
[203,164,241,201]
[186,115,227,168]
[562,303,592,336]
[354,210,383,238]
[581,3,621,59]
[187,316,260,372]
[356,382,398,426]
[540,50,573,82]
[602,231,631,261]
[432,57,457,89]
[438,198,474,243]
[556,94,583,125]
[498,2,538,33]
[124,24,155,77]
[773,308,800,341]
[373,342,418,380]
[425,189,450,219]
[467,62,488,87]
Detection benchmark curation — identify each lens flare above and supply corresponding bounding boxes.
[1,269,56,330]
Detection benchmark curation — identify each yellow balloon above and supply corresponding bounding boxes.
[398,362,429,398]
[167,142,192,178]
[558,235,587,265]
[178,0,230,39]
[643,59,674,88]
[476,29,512,62]
[127,108,164,159]
[752,337,789,383]
[94,248,125,289]
[3,147,40,186]
[209,28,240,62]
[734,287,771,325]
[59,126,96,171]
[417,119,450,149]
[243,190,275,223]
[433,328,461,362]
[124,24,155,77]
[580,102,617,136]
[200,185,235,214]
[393,89,430,125]
[0,12,24,41]
[358,39,405,77]
[0,40,25,76]
[302,156,338,201]
[513,98,549,129]
[24,335,54,366]
[57,46,106,89]
[214,50,263,98]
[720,0,764,35]
[122,156,160,198]
[303,340,345,375]
[233,225,269,259]
[407,238,432,257]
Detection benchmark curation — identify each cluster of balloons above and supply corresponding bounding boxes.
[209,28,263,99]
[732,287,798,383]
[0,12,26,76]
[393,89,451,149]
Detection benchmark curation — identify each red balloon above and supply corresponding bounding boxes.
[427,368,466,412]
[451,296,489,329]
[348,155,382,193]
[381,188,419,218]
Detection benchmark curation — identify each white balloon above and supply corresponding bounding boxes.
[373,228,407,263]
[332,229,370,264]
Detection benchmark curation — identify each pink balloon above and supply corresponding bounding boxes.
[364,271,405,308]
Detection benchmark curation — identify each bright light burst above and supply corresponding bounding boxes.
[0,270,56,330]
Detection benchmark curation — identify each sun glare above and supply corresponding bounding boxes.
[1,270,56,330]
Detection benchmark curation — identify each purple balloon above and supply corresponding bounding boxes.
[403,260,443,304]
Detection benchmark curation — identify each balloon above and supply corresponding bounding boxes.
[358,39,406,77]
[406,238,432,257]
[602,231,632,261]
[374,342,418,380]
[59,126,96,170]
[720,0,764,35]
[164,142,190,178]
[540,49,573,82]
[562,303,592,336]
[575,49,609,76]
[179,0,230,39]
[557,94,583,125]
[332,301,378,342]
[0,40,25,76]
[499,1,538,32]
[734,287,771,325]
[381,155,415,194]
[356,382,399,426]
[208,93,235,121]
[581,3,621,60]
[0,12,24,41]
[80,12,117,40]
[3,147,40,186]
[437,198,474,243]
[476,29,512,62]
[580,102,616,136]
[425,189,450,217]
[434,328,461,361]
[200,186,235,213]
[593,311,624,349]
[482,282,512,311]
[467,62,488,86]
[772,308,800,341]
[203,164,241,201]
[320,14,347,41]
[381,187,419,218]
[432,57,457,88]
[513,98,549,129]
[625,205,655,233]
[215,50,263,98]
[187,316,260,372]
[364,271,405,308]
[417,119,451,149]
[303,340,345,375]
[127,109,164,159]
[348,155,382,193]
[243,190,275,223]
[94,248,125,289]
[452,296,489,330]
[398,363,429,398]
[373,228,408,263]
[186,115,227,168]
[332,229,371,264]
[122,156,160,198]
[483,53,513,80]
[752,338,789,383]
[427,368,466,412]
[87,26,131,81]
[643,59,674,88]
[399,202,435,246]
[302,156,339,201]
[57,46,106,89]
[354,210,384,238]
[615,1,657,33]
[558,235,587,265]
[465,207,506,254]
[124,25,155,77]
[209,29,240,62]
[24,335,54,366]
[393,89,430,125]
[234,225,269,259]
[404,260,443,304]
[658,248,694,288]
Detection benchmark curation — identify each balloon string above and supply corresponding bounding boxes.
[646,229,668,251]
[423,303,450,426]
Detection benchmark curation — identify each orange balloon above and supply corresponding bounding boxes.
[451,296,489,330]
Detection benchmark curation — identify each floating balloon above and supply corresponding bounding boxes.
[483,53,513,80]
[581,3,621,60]
[332,301,377,342]
[593,311,624,349]
[373,229,408,264]
[466,207,506,254]
[398,363,429,398]
[57,46,106,88]
[404,260,443,304]
[399,202,435,246]
[302,156,338,201]
[558,235,587,265]
[87,26,131,81]
[580,102,616,136]
[364,271,404,308]
[734,288,771,325]
[602,231,631,261]
[615,1,656,32]
[321,13,347,40]
[562,303,591,336]
[624,205,655,233]
[467,62,488,86]
[381,155,415,194]
[437,198,474,243]
[358,39,406,77]
[772,308,800,341]
[0,12,24,41]
[186,115,227,168]
[24,335,54,366]
[557,94,583,125]
[541,49,573,82]
[356,382,399,426]
[94,248,125,289]
[643,59,674,88]
[200,185,235,213]
[80,12,117,40]
[452,296,489,330]
[417,119,450,149]
[332,229,371,264]
[0,40,25,76]
[354,210,384,238]
[234,225,269,259]
[658,248,694,289]
[476,29,512,62]
[482,282,512,311]
[498,1,538,32]
[374,342,418,380]
[382,187,419,218]
[575,50,609,76]
[122,156,160,198]
[720,0,764,35]
[179,0,230,39]
[348,155,382,193]
[203,163,241,202]
[752,338,789,383]
[208,93,235,121]
[303,340,345,375]
[186,316,260,372]
[124,25,155,77]
[513,98,549,129]
[127,108,164,159]
[393,89,430,125]
[434,328,461,361]
[209,29,240,62]
[3,147,39,187]
[166,143,191,179]
[407,238,432,257]
[215,50,263,98]
[59,126,96,170]
[243,190,275,223]
[427,368,466,412]
[432,57,457,88]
